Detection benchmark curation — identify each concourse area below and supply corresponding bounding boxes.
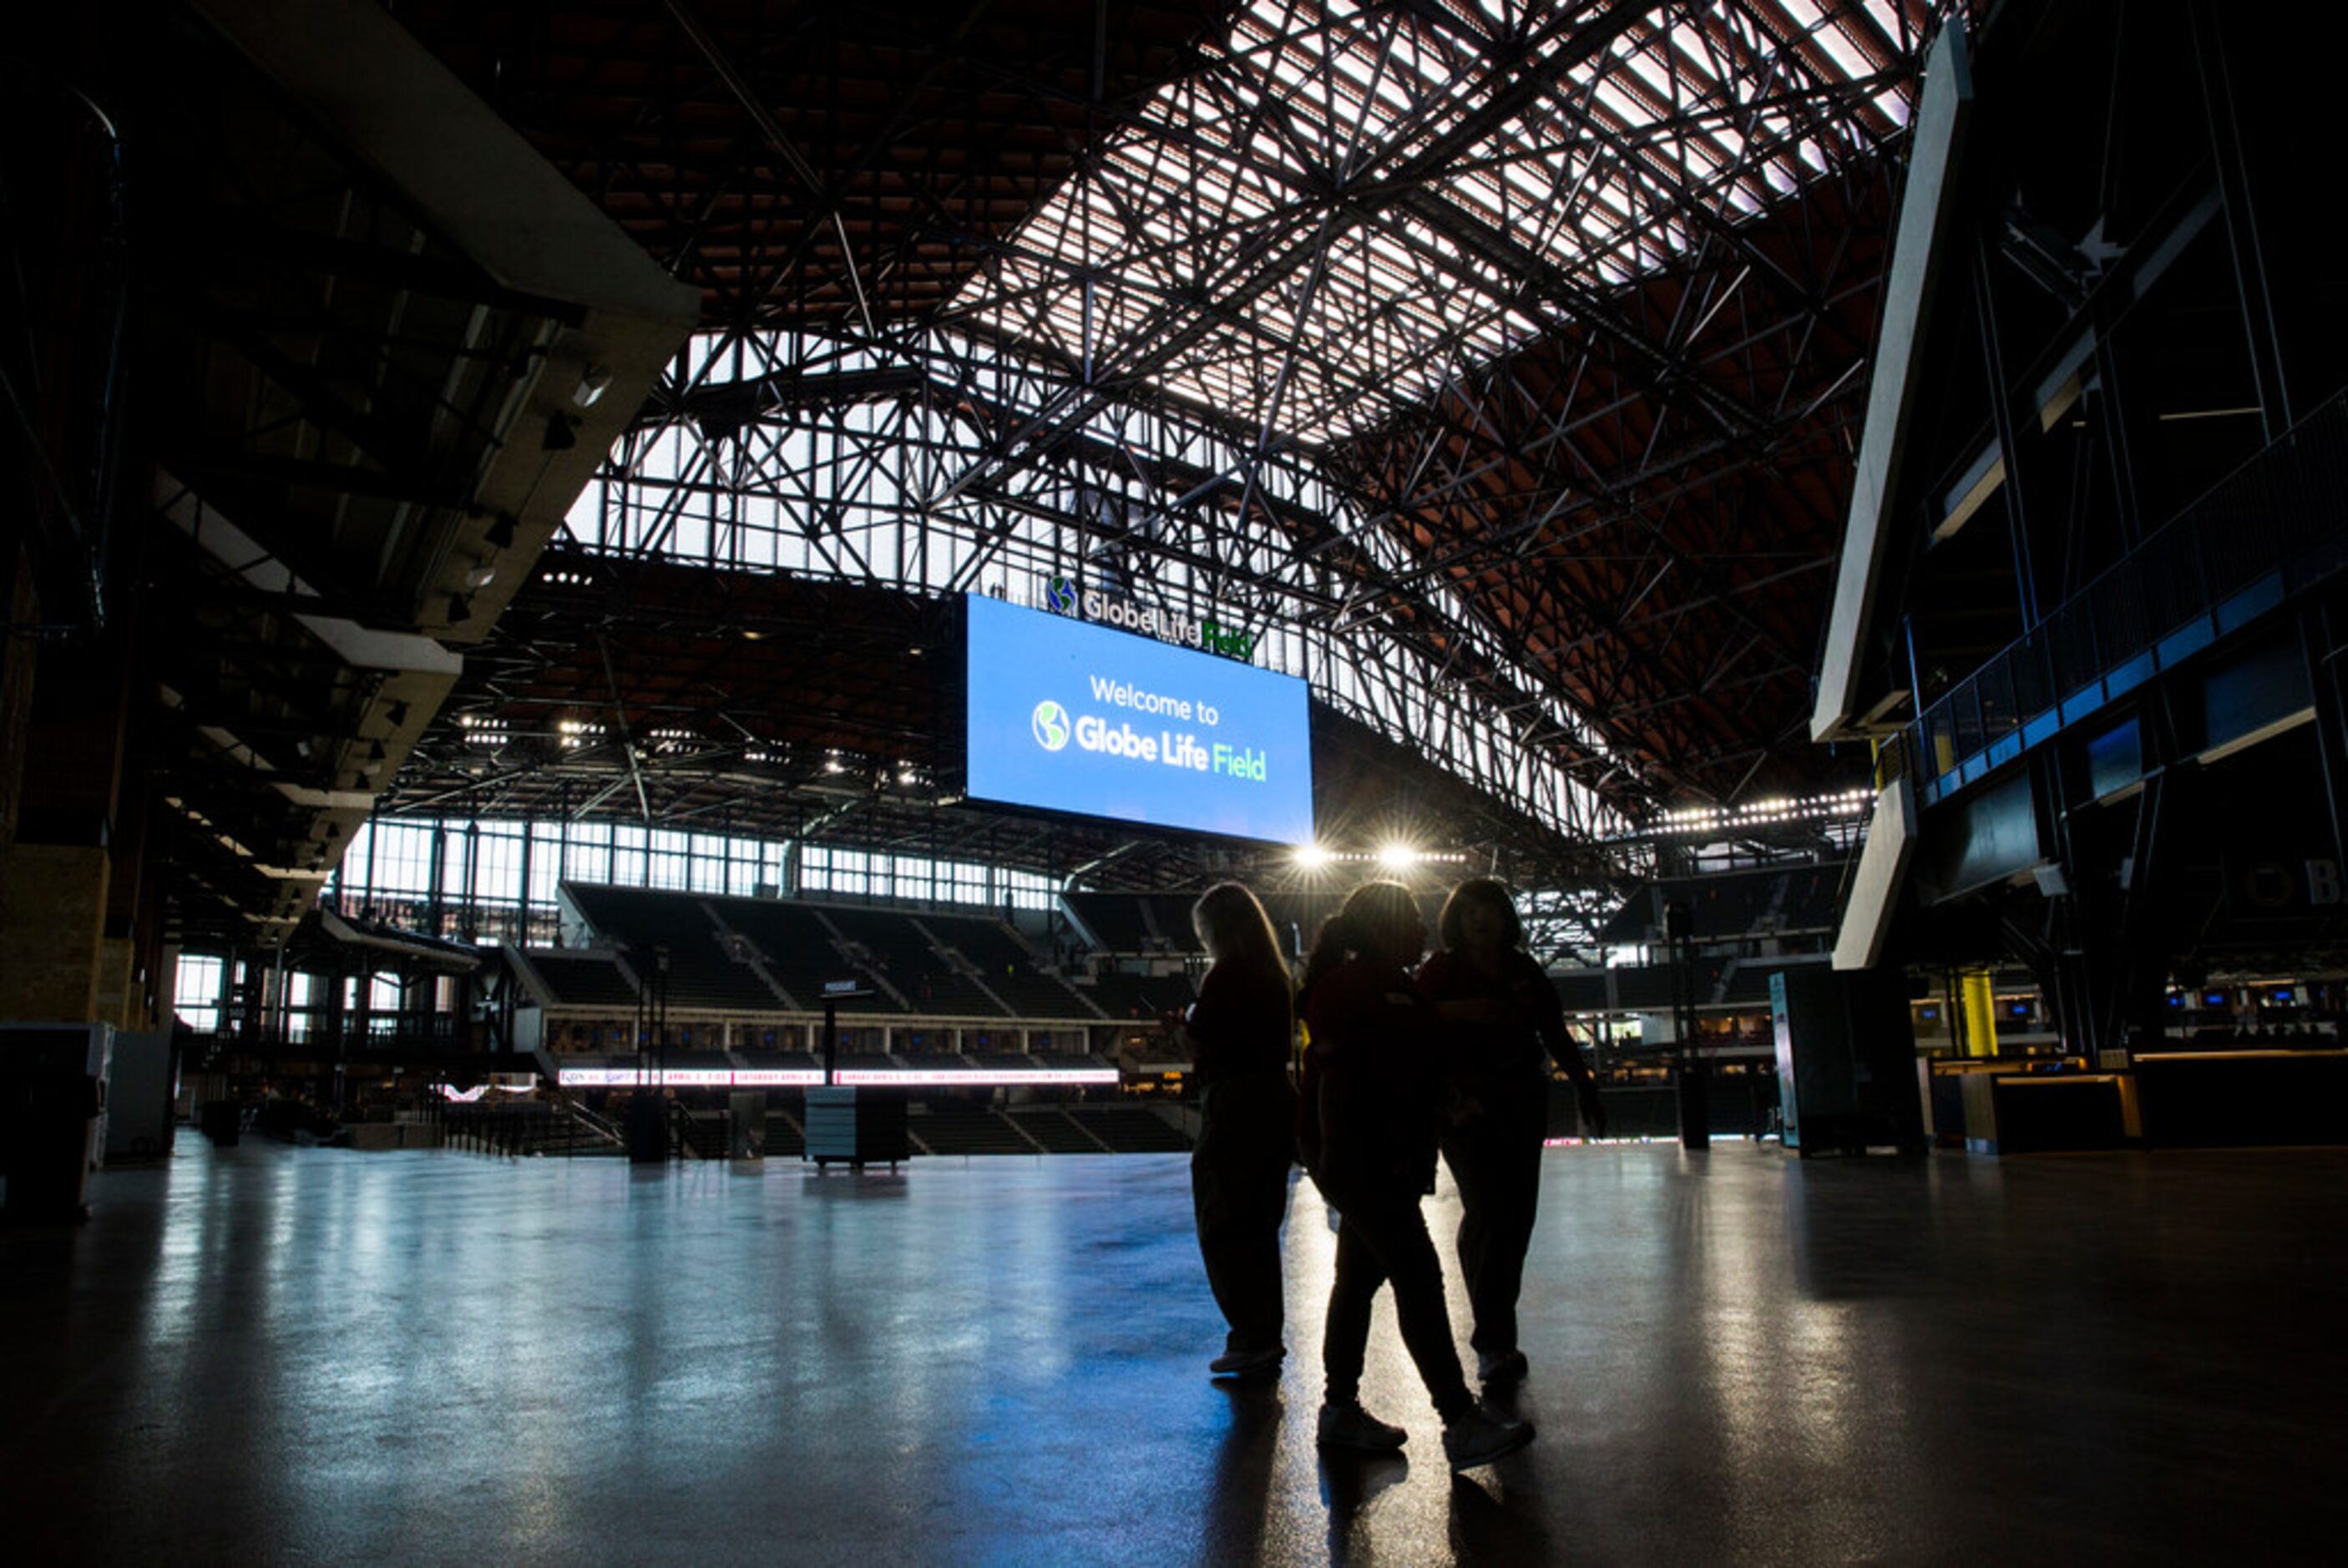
[8,2,2348,1559]
[5,1141,2341,1563]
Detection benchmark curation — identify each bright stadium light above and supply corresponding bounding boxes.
[1378,843,1417,869]
[1293,843,1332,869]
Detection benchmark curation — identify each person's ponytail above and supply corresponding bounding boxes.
[1301,910,1368,1002]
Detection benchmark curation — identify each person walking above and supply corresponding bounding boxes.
[1418,877,1609,1387]
[1298,881,1533,1470]
[1177,882,1298,1382]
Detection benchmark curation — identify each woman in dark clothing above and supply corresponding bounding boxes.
[1178,882,1298,1382]
[1418,877,1609,1387]
[1300,880,1533,1471]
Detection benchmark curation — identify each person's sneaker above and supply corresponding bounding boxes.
[1316,1400,1408,1452]
[1443,1401,1535,1470]
[1475,1348,1529,1386]
[1209,1346,1284,1380]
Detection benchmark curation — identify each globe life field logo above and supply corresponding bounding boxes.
[1029,677,1270,782]
[1036,573,1254,663]
[1031,699,1071,751]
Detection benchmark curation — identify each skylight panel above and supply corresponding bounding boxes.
[1444,167,1508,227]
[1589,74,1651,134]
[1498,154,1566,205]
[1810,10,1875,79]
[1360,227,1424,279]
[1573,193,1631,251]
[1327,32,1430,124]
[1667,15,1730,88]
[1618,43,1678,109]
[1678,134,1726,183]
[1498,302,1544,339]
[1772,0,1829,41]
[1426,0,1511,38]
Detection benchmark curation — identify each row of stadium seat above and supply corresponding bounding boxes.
[539,884,1111,1020]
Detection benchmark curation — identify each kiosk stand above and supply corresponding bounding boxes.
[2,1024,113,1223]
[803,982,905,1170]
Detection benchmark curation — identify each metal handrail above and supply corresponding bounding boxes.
[1900,389,2348,799]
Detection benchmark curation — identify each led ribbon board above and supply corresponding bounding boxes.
[964,594,1313,845]
[554,1065,1118,1088]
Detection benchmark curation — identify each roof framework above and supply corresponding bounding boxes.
[386,0,1950,897]
[961,0,1919,442]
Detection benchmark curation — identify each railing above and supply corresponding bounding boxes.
[1899,391,2348,803]
[669,1101,733,1160]
[549,1090,625,1150]
[438,1101,622,1158]
[194,1014,468,1062]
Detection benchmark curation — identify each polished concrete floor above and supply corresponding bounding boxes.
[3,1136,2344,1564]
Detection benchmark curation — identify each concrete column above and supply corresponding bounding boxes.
[2,590,139,1028]
[0,548,39,943]
[95,936,139,1030]
[0,842,109,1020]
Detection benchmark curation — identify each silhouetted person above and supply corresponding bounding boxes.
[1299,881,1533,1470]
[1175,882,1297,1381]
[1418,877,1608,1387]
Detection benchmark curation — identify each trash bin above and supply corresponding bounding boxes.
[200,1100,243,1147]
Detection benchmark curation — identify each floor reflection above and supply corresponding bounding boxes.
[3,1140,2342,1562]
[1447,1473,1553,1563]
[1318,1451,1411,1565]
[1196,1383,1284,1565]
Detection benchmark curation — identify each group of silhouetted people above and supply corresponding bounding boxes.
[1171,876,1609,1472]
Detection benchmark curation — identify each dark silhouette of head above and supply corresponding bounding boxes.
[1437,877,1523,954]
[1304,880,1424,991]
[1192,881,1289,987]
